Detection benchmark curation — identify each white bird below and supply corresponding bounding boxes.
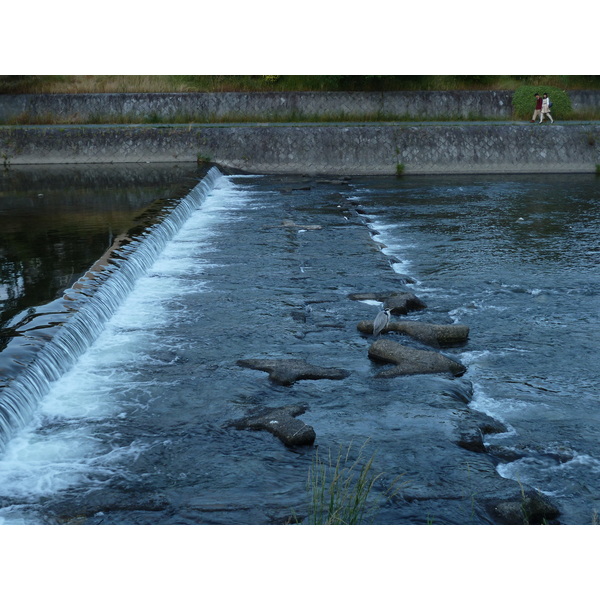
[373,308,391,337]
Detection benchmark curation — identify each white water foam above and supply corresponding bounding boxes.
[0,168,225,450]
[359,300,384,307]
[497,452,600,501]
[460,350,548,427]
[360,214,417,279]
[0,174,253,523]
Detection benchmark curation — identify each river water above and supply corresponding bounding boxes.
[0,165,598,525]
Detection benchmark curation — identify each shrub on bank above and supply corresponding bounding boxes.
[512,85,573,120]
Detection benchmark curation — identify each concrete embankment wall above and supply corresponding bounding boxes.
[1,123,599,175]
[0,91,515,122]
[1,91,599,124]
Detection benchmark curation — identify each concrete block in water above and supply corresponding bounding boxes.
[237,358,350,386]
[230,404,316,447]
[368,338,466,377]
[358,320,469,347]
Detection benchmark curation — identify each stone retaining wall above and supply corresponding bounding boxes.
[1,123,599,174]
[0,91,515,122]
[570,90,600,111]
[1,91,599,124]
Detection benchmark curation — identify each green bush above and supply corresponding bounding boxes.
[512,85,573,120]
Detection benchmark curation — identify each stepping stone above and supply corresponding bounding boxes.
[358,320,469,347]
[230,404,316,447]
[384,293,427,314]
[368,338,466,377]
[237,358,350,386]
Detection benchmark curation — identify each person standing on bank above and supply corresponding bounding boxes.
[540,92,554,123]
[531,93,543,122]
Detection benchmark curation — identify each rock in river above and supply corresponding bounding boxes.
[347,290,422,308]
[480,487,561,525]
[383,293,427,315]
[229,404,316,447]
[237,358,350,386]
[358,319,469,347]
[368,338,466,377]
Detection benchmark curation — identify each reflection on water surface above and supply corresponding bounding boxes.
[0,163,204,348]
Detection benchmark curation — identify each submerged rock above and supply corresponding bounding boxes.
[447,403,508,453]
[229,404,316,447]
[438,378,474,404]
[485,445,530,463]
[471,411,508,436]
[280,220,322,230]
[347,289,420,302]
[358,319,469,347]
[48,492,171,524]
[384,293,427,315]
[316,178,350,185]
[480,488,561,525]
[237,358,350,386]
[368,339,466,377]
[348,291,394,301]
[456,426,486,453]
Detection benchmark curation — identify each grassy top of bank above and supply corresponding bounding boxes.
[2,75,600,94]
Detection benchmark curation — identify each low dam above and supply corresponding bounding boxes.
[1,164,599,525]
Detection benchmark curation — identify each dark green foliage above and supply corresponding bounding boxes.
[3,75,600,95]
[512,85,573,120]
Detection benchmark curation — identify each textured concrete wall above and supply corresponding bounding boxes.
[1,123,599,174]
[570,90,600,111]
[3,91,599,124]
[0,91,516,122]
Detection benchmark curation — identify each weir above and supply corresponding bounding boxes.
[0,166,223,453]
[0,170,597,525]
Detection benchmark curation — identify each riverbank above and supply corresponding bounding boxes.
[2,122,600,175]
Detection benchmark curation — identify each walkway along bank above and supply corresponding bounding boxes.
[1,122,600,174]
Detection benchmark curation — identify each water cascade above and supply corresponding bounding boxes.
[0,167,223,453]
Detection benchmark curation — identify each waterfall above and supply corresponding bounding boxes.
[0,166,223,453]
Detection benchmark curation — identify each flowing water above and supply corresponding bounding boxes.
[0,165,598,525]
[356,174,600,523]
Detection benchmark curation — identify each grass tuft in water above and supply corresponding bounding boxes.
[306,440,402,525]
